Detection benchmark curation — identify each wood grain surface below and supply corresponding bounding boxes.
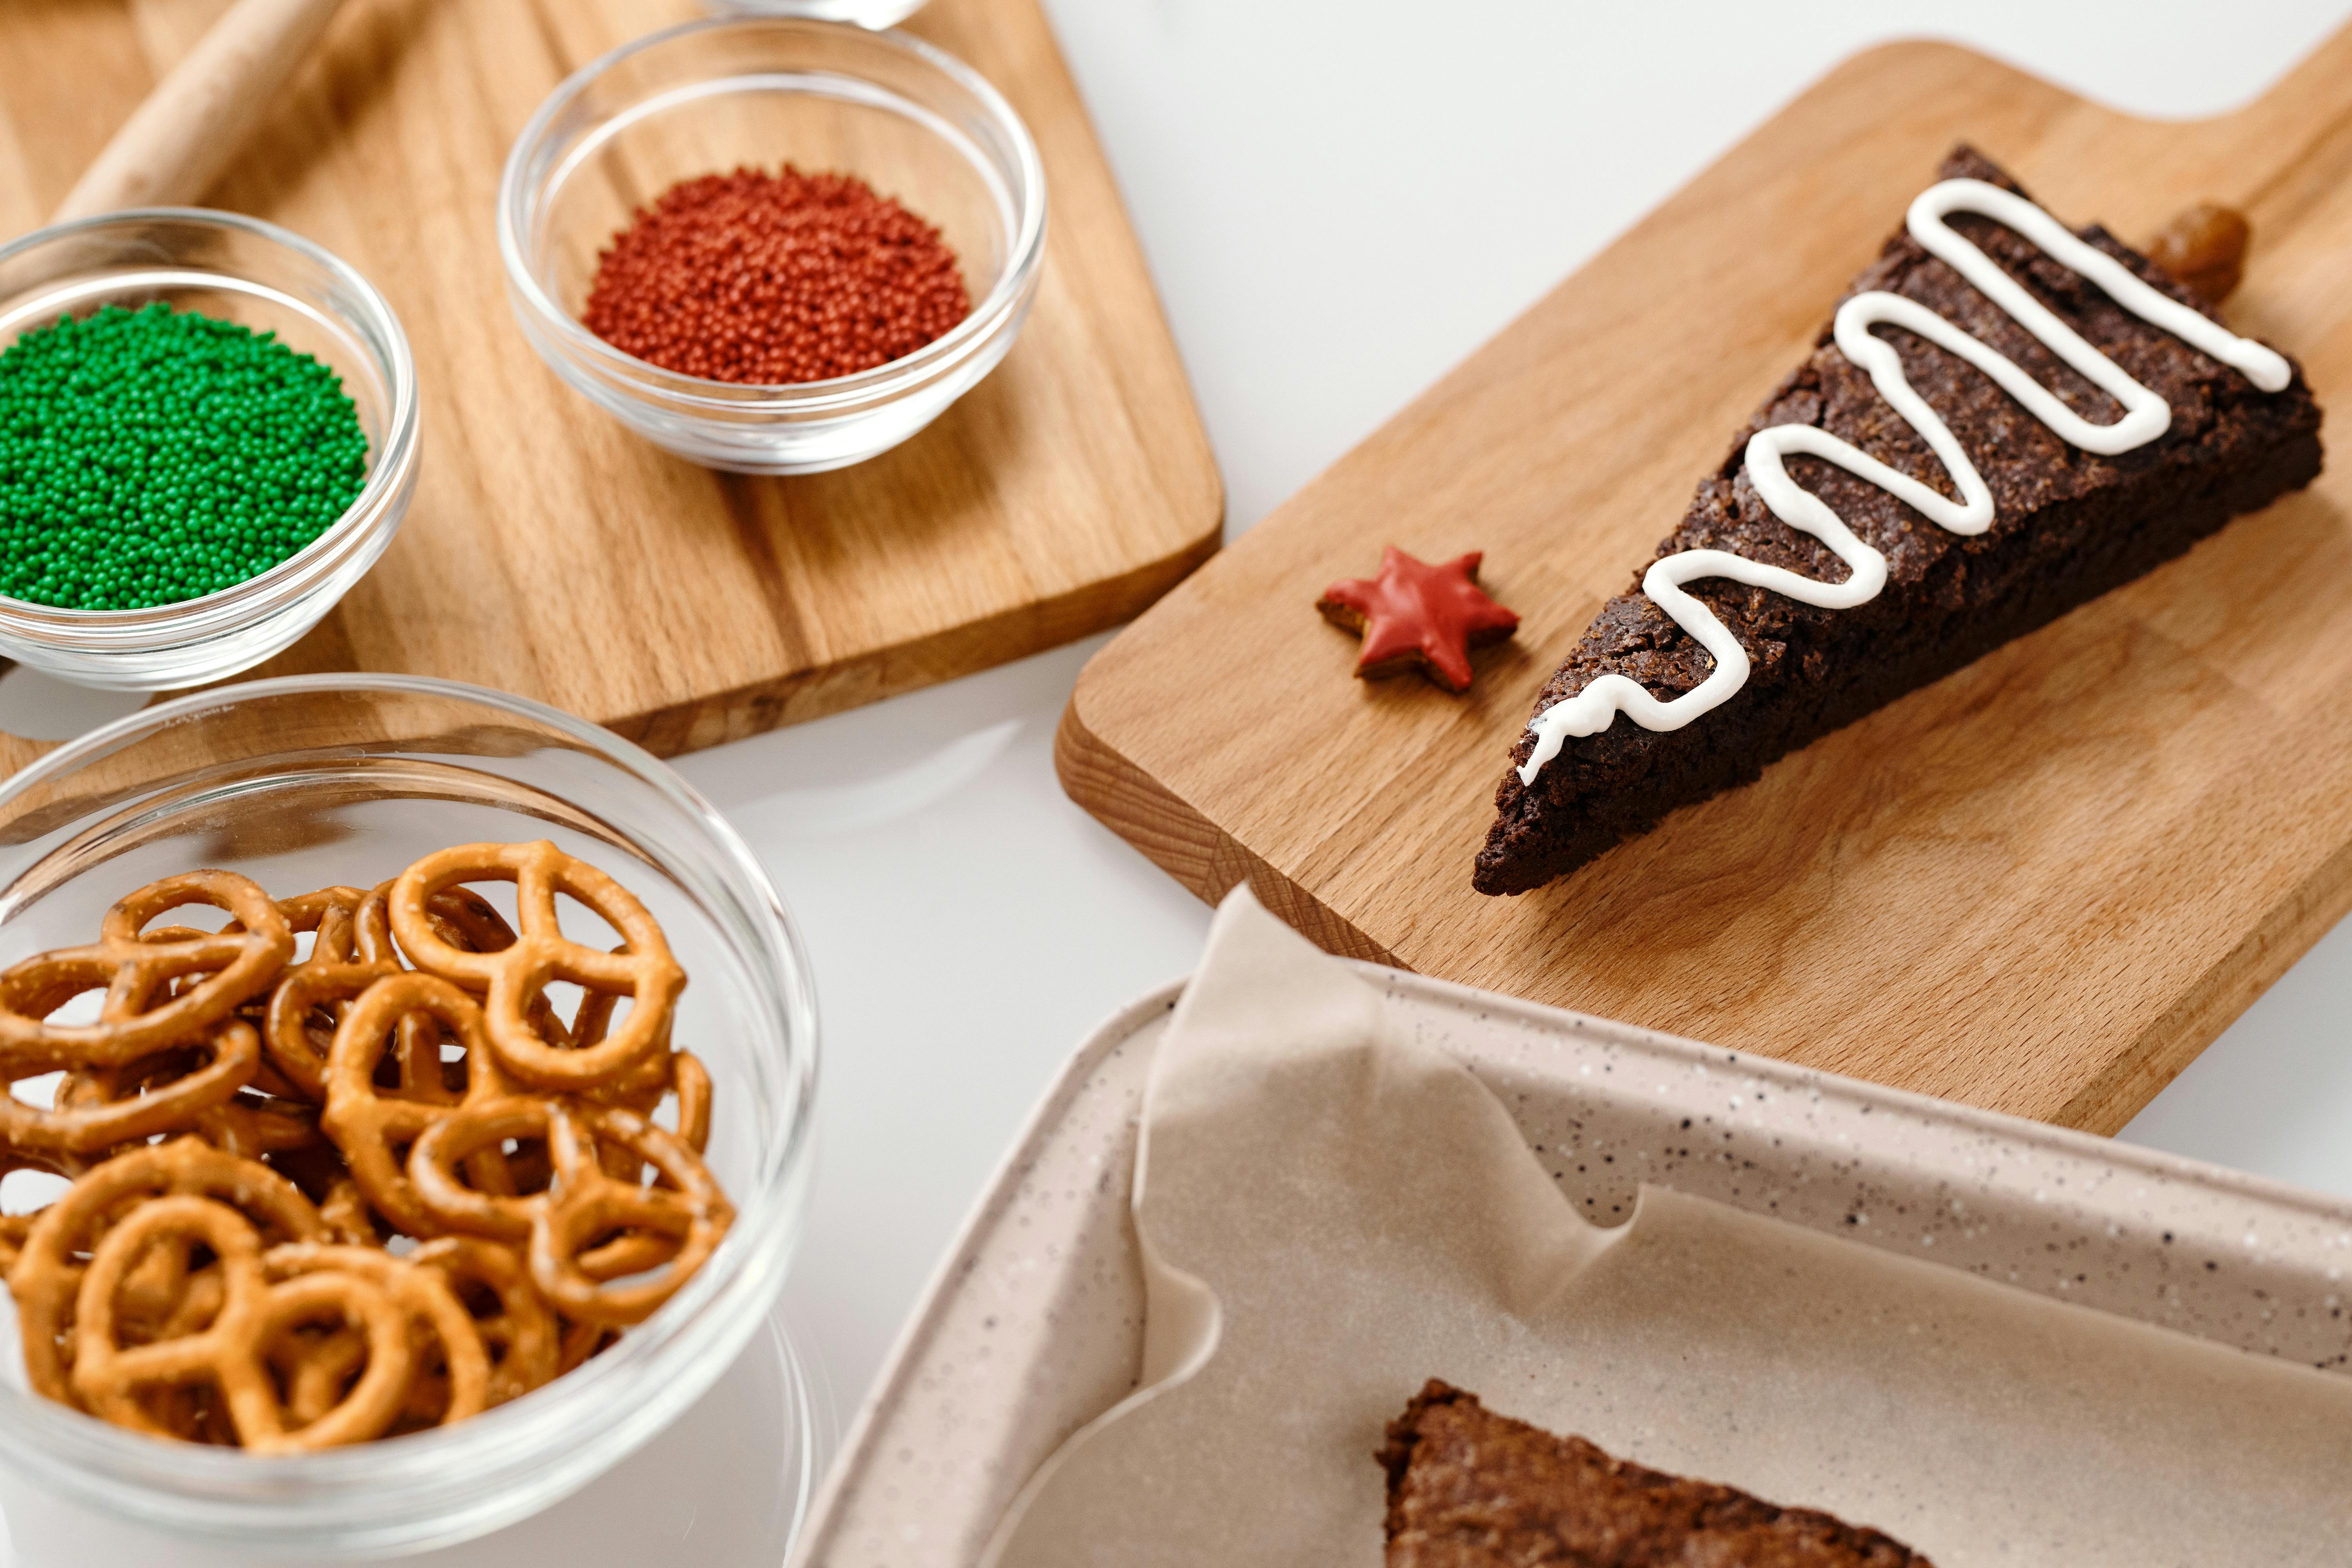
[0,0,1220,774]
[1058,28,2352,1134]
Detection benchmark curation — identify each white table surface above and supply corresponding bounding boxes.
[2,0,2349,1530]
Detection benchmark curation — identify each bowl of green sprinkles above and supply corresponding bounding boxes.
[0,209,418,690]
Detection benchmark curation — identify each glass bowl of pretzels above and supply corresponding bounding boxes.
[0,675,816,1556]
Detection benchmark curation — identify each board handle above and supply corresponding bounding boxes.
[51,0,350,223]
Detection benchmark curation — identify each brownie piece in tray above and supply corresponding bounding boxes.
[1378,1381,1930,1566]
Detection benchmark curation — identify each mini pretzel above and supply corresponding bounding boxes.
[71,1196,412,1452]
[269,1322,370,1429]
[264,1242,489,1428]
[4,1022,260,1159]
[9,1139,327,1401]
[45,1041,323,1180]
[265,959,402,1101]
[390,843,684,1091]
[262,885,578,1103]
[318,1178,378,1247]
[410,886,587,1047]
[320,973,516,1237]
[278,887,370,962]
[0,873,292,1069]
[412,886,522,962]
[404,1097,672,1280]
[364,886,483,1100]
[0,1212,29,1276]
[539,1102,729,1326]
[557,1318,619,1375]
[136,1380,237,1445]
[198,1090,327,1162]
[508,985,706,1181]
[223,886,369,978]
[409,1236,558,1406]
[409,1098,727,1325]
[586,1048,711,1182]
[402,1097,552,1243]
[254,884,397,1100]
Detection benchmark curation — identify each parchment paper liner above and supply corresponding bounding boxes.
[986,888,2352,1566]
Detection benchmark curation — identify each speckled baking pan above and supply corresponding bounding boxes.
[790,967,2352,1566]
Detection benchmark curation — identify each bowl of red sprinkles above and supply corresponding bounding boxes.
[497,16,1046,475]
[0,210,419,690]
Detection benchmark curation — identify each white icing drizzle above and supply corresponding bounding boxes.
[1518,178,2292,787]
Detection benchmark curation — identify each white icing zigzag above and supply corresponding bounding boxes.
[1518,178,2293,788]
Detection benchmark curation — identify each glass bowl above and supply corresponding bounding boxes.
[497,16,1047,475]
[0,676,818,1558]
[0,211,420,692]
[703,0,929,25]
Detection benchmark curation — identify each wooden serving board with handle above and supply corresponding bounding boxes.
[1058,27,2352,1134]
[0,0,1219,771]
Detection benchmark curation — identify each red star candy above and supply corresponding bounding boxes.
[1316,546,1520,693]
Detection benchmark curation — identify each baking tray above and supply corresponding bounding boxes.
[792,966,2352,1565]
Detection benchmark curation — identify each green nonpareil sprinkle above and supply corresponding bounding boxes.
[0,301,370,612]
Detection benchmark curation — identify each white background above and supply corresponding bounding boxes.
[4,0,2350,1499]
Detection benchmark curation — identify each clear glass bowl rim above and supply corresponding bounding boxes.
[0,672,820,1540]
[707,0,929,24]
[495,13,1048,413]
[0,208,420,633]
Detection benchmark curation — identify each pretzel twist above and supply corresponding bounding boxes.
[70,1196,412,1452]
[265,960,401,1102]
[389,843,684,1090]
[408,1097,728,1327]
[263,1242,489,1430]
[8,1139,327,1402]
[320,973,521,1238]
[558,1318,619,1375]
[0,873,292,1069]
[402,1096,550,1244]
[4,1019,259,1158]
[588,1047,711,1182]
[409,1236,559,1406]
[238,886,370,976]
[317,1177,377,1246]
[403,1098,675,1283]
[0,1213,29,1276]
[540,1101,729,1326]
[267,1322,371,1430]
[196,1090,327,1162]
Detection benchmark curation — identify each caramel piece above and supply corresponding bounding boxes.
[2147,202,2250,305]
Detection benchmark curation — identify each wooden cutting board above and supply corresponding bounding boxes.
[1058,27,2352,1135]
[0,0,1219,773]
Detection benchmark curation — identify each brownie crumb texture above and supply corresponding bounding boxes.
[1379,1380,1932,1567]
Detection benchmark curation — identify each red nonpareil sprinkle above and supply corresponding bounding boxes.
[581,166,974,385]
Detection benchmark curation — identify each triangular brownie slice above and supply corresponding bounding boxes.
[1380,1381,1931,1565]
[1474,147,2323,896]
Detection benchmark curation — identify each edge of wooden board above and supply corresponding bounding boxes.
[1053,696,1397,965]
[0,519,1218,783]
[603,519,1222,758]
